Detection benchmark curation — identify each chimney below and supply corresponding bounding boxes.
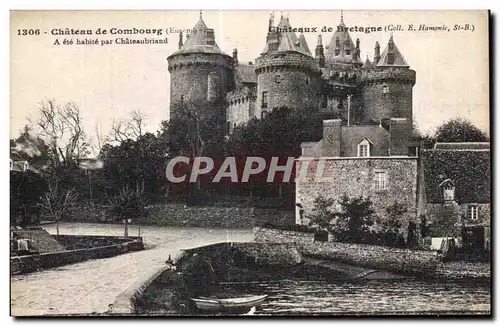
[355,38,360,60]
[374,41,381,65]
[232,48,238,64]
[315,35,325,68]
[389,118,412,156]
[322,119,342,157]
[178,31,183,50]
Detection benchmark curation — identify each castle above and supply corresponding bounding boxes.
[167,11,416,138]
[167,12,490,248]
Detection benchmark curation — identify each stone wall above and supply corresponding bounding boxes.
[253,226,314,243]
[253,227,441,276]
[56,235,139,250]
[145,204,295,228]
[295,157,419,227]
[11,237,144,275]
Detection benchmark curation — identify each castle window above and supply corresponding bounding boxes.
[305,77,310,85]
[387,53,395,65]
[374,171,387,190]
[439,179,455,202]
[275,75,282,84]
[261,91,268,108]
[468,205,479,220]
[357,138,372,157]
[382,84,389,94]
[9,159,13,170]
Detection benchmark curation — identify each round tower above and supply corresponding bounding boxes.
[361,36,416,124]
[167,14,234,118]
[255,15,321,115]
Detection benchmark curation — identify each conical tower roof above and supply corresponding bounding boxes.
[376,35,409,67]
[172,13,225,55]
[261,15,311,55]
[325,13,361,64]
[298,33,311,55]
[362,56,373,69]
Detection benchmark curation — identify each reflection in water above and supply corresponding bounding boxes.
[224,279,490,315]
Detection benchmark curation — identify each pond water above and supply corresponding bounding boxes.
[220,279,491,315]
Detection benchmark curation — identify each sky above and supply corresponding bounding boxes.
[10,10,489,145]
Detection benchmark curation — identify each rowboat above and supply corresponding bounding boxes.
[191,294,268,313]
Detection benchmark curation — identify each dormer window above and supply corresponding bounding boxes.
[357,138,372,157]
[382,84,389,94]
[439,179,455,202]
[387,53,395,65]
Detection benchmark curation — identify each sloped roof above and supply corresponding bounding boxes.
[362,57,373,69]
[422,149,490,204]
[10,160,40,174]
[325,17,361,65]
[433,142,490,151]
[377,35,409,67]
[298,33,311,55]
[171,17,225,55]
[341,125,391,157]
[234,63,257,85]
[262,16,311,55]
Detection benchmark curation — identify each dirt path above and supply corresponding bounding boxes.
[10,223,253,316]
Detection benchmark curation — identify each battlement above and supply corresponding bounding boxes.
[226,87,256,105]
[168,52,234,72]
[361,67,416,85]
[255,51,320,74]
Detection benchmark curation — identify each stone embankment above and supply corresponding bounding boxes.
[253,227,490,280]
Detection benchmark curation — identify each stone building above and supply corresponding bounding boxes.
[167,12,415,132]
[418,142,491,249]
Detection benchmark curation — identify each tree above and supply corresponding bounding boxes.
[10,171,47,226]
[307,196,337,231]
[34,100,90,172]
[410,119,435,149]
[308,194,376,244]
[377,201,408,247]
[107,187,148,237]
[434,118,488,142]
[38,184,79,237]
[160,100,226,202]
[332,195,376,243]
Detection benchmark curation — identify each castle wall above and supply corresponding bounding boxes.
[226,97,255,129]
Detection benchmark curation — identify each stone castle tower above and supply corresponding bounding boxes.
[254,14,322,117]
[167,12,416,135]
[360,35,416,125]
[167,13,234,119]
